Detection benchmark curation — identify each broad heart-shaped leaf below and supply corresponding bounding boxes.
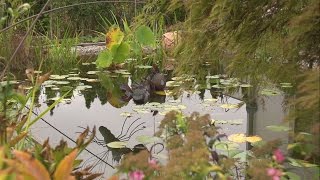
[106,141,127,149]
[96,49,113,68]
[135,25,156,47]
[106,26,124,49]
[111,42,130,63]
[13,150,51,180]
[54,149,78,180]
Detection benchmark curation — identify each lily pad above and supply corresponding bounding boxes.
[82,62,91,65]
[55,81,70,85]
[260,89,281,96]
[266,125,290,132]
[87,71,99,75]
[240,84,252,88]
[136,135,161,144]
[67,77,82,81]
[50,75,68,80]
[106,141,127,149]
[76,85,92,90]
[120,112,132,117]
[206,75,220,79]
[220,104,239,109]
[86,79,99,83]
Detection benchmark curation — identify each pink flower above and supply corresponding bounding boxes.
[129,170,145,180]
[267,168,282,180]
[149,158,158,169]
[273,149,285,163]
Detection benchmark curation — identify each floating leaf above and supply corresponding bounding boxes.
[136,135,160,144]
[228,134,247,143]
[240,84,252,88]
[67,77,81,81]
[266,125,290,132]
[220,104,239,109]
[246,136,262,143]
[120,112,132,117]
[204,98,218,103]
[107,141,127,149]
[260,89,281,96]
[87,71,99,75]
[135,25,156,46]
[106,26,124,49]
[86,79,99,83]
[55,81,70,85]
[50,75,68,80]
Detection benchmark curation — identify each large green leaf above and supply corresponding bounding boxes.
[111,42,130,63]
[135,25,156,46]
[96,49,113,68]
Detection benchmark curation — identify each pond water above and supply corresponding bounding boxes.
[23,61,291,178]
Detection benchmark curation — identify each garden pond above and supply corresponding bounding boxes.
[4,61,297,178]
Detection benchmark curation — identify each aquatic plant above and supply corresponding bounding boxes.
[95,24,156,69]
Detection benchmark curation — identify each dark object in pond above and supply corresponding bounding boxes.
[130,64,167,104]
[148,64,166,91]
[131,80,151,104]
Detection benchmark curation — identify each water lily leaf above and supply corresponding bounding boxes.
[87,71,99,75]
[50,75,68,80]
[67,77,81,81]
[33,70,42,74]
[240,84,252,88]
[246,136,262,143]
[120,112,132,117]
[135,25,156,46]
[220,104,239,109]
[136,135,160,144]
[266,125,290,132]
[228,133,246,143]
[212,119,228,124]
[76,85,92,90]
[204,98,218,102]
[260,89,281,96]
[51,87,60,91]
[229,119,243,125]
[106,26,124,49]
[206,75,220,79]
[86,79,99,83]
[107,141,127,149]
[55,81,70,85]
[96,49,113,68]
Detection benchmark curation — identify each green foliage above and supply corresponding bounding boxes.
[135,25,156,47]
[96,24,156,69]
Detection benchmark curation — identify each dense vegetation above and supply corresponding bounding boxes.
[0,0,319,179]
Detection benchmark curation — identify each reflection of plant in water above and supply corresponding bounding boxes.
[82,118,146,171]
